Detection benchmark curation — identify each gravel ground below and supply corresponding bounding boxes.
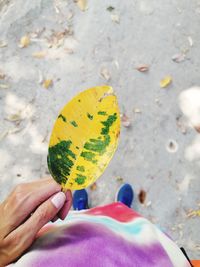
[0,0,200,259]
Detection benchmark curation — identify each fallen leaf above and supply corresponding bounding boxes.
[100,67,111,81]
[176,115,187,134]
[90,182,97,191]
[188,36,193,47]
[32,51,47,58]
[5,113,23,122]
[145,201,152,207]
[38,70,44,85]
[133,108,141,113]
[64,47,74,54]
[111,14,120,23]
[194,125,200,133]
[136,64,149,72]
[0,71,6,79]
[138,189,146,204]
[47,29,72,48]
[0,130,9,141]
[67,11,74,20]
[172,53,186,63]
[76,0,87,11]
[29,28,46,39]
[43,79,53,89]
[121,113,131,128]
[19,35,30,48]
[107,6,115,12]
[0,84,10,89]
[160,76,172,88]
[116,176,124,183]
[187,210,200,218]
[0,40,7,48]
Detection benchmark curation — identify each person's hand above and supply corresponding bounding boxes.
[0,177,72,266]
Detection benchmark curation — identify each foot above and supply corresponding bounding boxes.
[73,189,88,210]
[116,184,134,208]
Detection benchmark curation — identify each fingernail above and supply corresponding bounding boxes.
[51,192,66,209]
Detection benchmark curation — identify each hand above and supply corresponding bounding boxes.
[0,177,72,266]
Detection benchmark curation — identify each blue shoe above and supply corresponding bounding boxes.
[73,189,88,210]
[116,184,134,208]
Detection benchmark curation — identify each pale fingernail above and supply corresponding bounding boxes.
[51,192,66,209]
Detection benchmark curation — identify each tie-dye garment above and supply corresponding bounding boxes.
[11,203,190,267]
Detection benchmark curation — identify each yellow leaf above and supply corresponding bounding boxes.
[160,76,172,88]
[187,210,200,218]
[19,35,30,48]
[32,51,47,58]
[43,79,53,88]
[111,14,120,23]
[47,86,120,190]
[76,0,87,11]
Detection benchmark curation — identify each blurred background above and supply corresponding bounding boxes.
[0,0,200,259]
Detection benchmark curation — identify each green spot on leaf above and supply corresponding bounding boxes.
[75,174,87,185]
[76,165,85,172]
[87,113,93,120]
[58,114,67,122]
[98,111,107,116]
[70,121,78,127]
[84,135,110,155]
[81,151,97,164]
[101,113,117,135]
[48,140,76,184]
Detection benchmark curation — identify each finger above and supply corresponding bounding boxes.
[4,192,66,263]
[2,178,61,236]
[57,190,72,220]
[51,215,59,222]
[7,192,66,245]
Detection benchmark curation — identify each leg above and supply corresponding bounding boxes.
[116,183,134,208]
[73,189,88,210]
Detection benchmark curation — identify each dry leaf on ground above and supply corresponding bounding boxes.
[0,84,10,89]
[32,51,47,58]
[121,113,131,128]
[5,113,24,122]
[188,36,193,47]
[138,189,146,204]
[43,79,53,89]
[172,54,186,63]
[116,176,124,183]
[160,76,172,88]
[90,183,97,191]
[47,29,72,48]
[19,35,30,48]
[100,67,111,81]
[75,0,87,11]
[136,64,149,72]
[194,125,200,133]
[107,6,115,12]
[0,71,5,79]
[133,108,142,113]
[111,14,120,23]
[187,210,200,218]
[0,40,7,48]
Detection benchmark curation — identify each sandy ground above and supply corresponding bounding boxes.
[0,0,200,259]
